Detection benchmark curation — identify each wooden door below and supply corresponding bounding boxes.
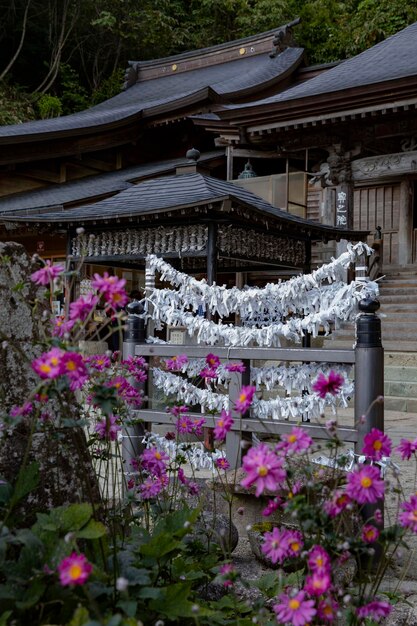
[353,184,400,266]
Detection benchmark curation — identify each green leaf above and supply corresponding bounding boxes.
[116,601,137,617]
[254,571,279,594]
[11,461,39,506]
[0,481,12,505]
[67,605,90,626]
[15,579,46,610]
[105,615,122,626]
[75,519,106,540]
[140,533,182,559]
[61,503,93,531]
[0,611,12,626]
[148,582,195,620]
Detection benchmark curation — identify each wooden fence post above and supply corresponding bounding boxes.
[226,359,252,469]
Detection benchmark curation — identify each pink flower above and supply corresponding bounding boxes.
[60,351,89,389]
[361,524,380,543]
[346,464,384,504]
[141,447,169,476]
[58,552,92,586]
[262,527,290,564]
[188,481,199,496]
[92,272,124,296]
[312,371,344,398]
[234,385,256,414]
[304,571,332,596]
[69,294,99,321]
[206,353,221,369]
[273,590,317,626]
[219,563,237,587]
[32,347,64,379]
[356,599,392,622]
[213,410,234,440]
[140,475,166,500]
[396,438,417,460]
[85,354,111,371]
[317,597,339,622]
[192,417,206,436]
[323,490,351,517]
[241,443,286,497]
[216,457,230,470]
[262,497,282,517]
[176,415,194,434]
[31,260,64,286]
[165,354,188,371]
[95,415,121,441]
[276,427,313,455]
[105,289,129,310]
[199,367,218,379]
[307,545,331,574]
[170,405,189,417]
[286,529,304,558]
[399,494,417,533]
[10,402,33,417]
[52,318,75,337]
[362,428,392,461]
[225,361,246,373]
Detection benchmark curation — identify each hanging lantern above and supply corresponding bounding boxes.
[238,160,257,179]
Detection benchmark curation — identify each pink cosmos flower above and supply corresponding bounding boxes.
[60,351,89,390]
[58,552,92,586]
[307,545,331,574]
[165,354,188,371]
[396,438,417,460]
[276,427,313,455]
[85,354,111,371]
[69,294,99,321]
[234,385,256,414]
[92,272,125,296]
[304,571,332,597]
[213,410,234,441]
[192,417,206,436]
[206,353,221,369]
[356,599,392,622]
[262,497,282,517]
[178,468,188,485]
[216,457,230,470]
[346,464,384,504]
[188,481,199,496]
[362,428,392,461]
[141,447,169,476]
[399,494,417,533]
[31,260,64,286]
[361,524,380,543]
[105,288,129,310]
[317,597,339,623]
[262,527,290,564]
[52,318,75,337]
[32,347,64,379]
[225,361,246,373]
[199,367,218,379]
[140,475,166,500]
[95,415,121,441]
[374,508,383,524]
[241,443,286,497]
[273,590,317,626]
[176,415,194,434]
[170,405,189,417]
[312,371,344,398]
[286,529,304,558]
[10,402,33,417]
[219,563,237,587]
[323,490,351,517]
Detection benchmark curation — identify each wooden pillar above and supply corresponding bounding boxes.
[206,222,218,286]
[226,146,234,181]
[398,178,413,266]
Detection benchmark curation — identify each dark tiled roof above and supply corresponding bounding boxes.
[3,171,366,240]
[0,152,224,215]
[0,47,303,141]
[221,21,417,111]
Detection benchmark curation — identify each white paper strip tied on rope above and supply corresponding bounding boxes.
[145,241,375,320]
[152,368,353,422]
[143,432,225,471]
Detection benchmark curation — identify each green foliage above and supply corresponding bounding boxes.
[0,82,35,125]
[59,64,89,114]
[36,94,62,119]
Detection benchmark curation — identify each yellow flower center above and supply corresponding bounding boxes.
[66,360,77,371]
[218,420,224,428]
[239,393,247,402]
[257,465,268,477]
[412,510,417,520]
[361,477,373,488]
[290,541,300,552]
[316,557,323,566]
[51,357,60,366]
[155,452,161,460]
[373,440,382,450]
[324,606,333,616]
[288,434,297,443]
[289,599,300,610]
[69,564,82,580]
[39,364,51,373]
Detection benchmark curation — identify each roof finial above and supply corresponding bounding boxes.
[186,147,200,161]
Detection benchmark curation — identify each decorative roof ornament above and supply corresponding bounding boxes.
[186,147,201,161]
[269,17,301,58]
[238,160,257,179]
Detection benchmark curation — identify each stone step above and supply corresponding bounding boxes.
[378,295,417,303]
[384,395,417,412]
[378,287,417,295]
[385,380,417,397]
[385,365,417,382]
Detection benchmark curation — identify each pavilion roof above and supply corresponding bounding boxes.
[1,171,366,242]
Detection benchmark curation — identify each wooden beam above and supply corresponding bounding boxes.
[19,163,66,183]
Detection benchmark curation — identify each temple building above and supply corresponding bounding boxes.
[1,19,417,353]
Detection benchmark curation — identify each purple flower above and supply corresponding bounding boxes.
[165,354,188,371]
[140,475,166,500]
[176,415,194,434]
[241,443,286,497]
[312,371,344,398]
[58,552,92,587]
[276,426,313,455]
[170,405,189,417]
[206,353,221,369]
[69,294,99,321]
[10,402,33,417]
[399,494,417,533]
[304,571,332,596]
[323,489,351,517]
[262,497,282,517]
[234,385,256,414]
[219,563,237,587]
[32,347,64,379]
[356,599,392,622]
[307,545,331,574]
[85,354,111,371]
[225,361,246,373]
[92,272,128,309]
[52,318,75,337]
[396,438,417,460]
[346,464,384,504]
[213,410,234,441]
[362,428,392,461]
[261,527,290,564]
[273,590,316,626]
[31,260,64,286]
[141,447,169,476]
[95,415,121,441]
[361,524,380,543]
[317,597,339,622]
[199,367,218,379]
[192,417,206,436]
[60,351,89,390]
[216,457,230,471]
